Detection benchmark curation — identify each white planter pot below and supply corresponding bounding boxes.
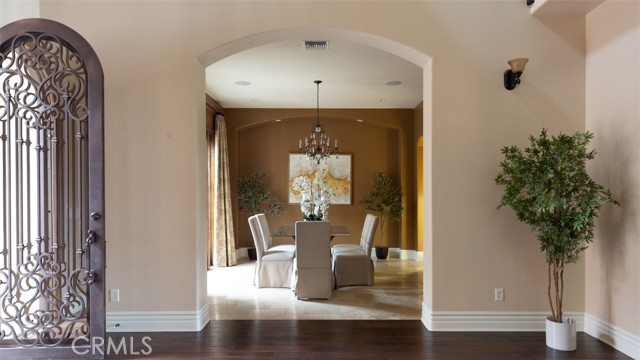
[545,316,577,351]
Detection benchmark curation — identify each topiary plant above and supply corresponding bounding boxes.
[237,171,285,216]
[361,172,403,247]
[495,129,618,323]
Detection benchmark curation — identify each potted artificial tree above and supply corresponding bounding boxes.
[237,171,285,260]
[495,129,617,351]
[362,172,403,260]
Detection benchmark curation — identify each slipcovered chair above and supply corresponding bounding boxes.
[331,214,378,287]
[331,214,377,255]
[255,213,296,253]
[293,221,332,300]
[248,215,294,288]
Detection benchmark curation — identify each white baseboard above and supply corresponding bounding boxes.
[400,249,423,260]
[370,248,423,261]
[420,306,639,357]
[584,314,640,359]
[106,303,209,332]
[242,246,421,260]
[421,305,584,332]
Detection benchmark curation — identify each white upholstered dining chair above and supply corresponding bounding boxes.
[331,214,378,287]
[248,214,294,288]
[255,213,296,253]
[331,214,377,256]
[293,221,332,300]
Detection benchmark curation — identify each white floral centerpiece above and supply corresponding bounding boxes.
[291,170,333,221]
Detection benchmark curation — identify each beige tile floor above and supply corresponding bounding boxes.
[207,256,423,320]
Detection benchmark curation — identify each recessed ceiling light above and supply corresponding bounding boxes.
[235,80,252,86]
[356,119,364,123]
[385,80,402,86]
[275,119,282,122]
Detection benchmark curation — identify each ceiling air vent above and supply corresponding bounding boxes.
[303,40,329,51]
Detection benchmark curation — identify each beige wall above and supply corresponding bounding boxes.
[585,0,640,338]
[427,2,586,312]
[0,0,38,25]
[4,0,594,317]
[225,108,416,251]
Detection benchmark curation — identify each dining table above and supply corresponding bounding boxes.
[272,224,350,240]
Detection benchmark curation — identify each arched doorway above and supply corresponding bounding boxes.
[198,27,432,322]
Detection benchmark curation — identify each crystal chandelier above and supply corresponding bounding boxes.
[298,80,338,164]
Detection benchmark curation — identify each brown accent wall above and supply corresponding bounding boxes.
[223,108,417,251]
[206,94,223,131]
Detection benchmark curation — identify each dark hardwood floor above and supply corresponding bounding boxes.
[106,320,631,359]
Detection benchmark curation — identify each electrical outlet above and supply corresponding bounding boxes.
[109,289,120,302]
[495,288,504,302]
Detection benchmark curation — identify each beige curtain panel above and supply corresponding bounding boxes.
[208,114,237,267]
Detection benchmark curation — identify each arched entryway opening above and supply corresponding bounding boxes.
[197,27,433,323]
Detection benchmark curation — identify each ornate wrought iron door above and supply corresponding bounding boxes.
[0,19,105,358]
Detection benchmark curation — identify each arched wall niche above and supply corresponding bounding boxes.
[227,107,414,250]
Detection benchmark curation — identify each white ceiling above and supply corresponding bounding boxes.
[530,0,605,16]
[205,39,423,109]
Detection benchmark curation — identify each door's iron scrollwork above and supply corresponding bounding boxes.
[0,31,91,347]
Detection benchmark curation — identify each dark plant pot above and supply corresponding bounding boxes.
[247,247,257,261]
[375,246,389,260]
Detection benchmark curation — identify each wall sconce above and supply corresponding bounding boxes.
[504,58,529,90]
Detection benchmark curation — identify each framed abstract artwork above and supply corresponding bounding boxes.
[288,154,352,204]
